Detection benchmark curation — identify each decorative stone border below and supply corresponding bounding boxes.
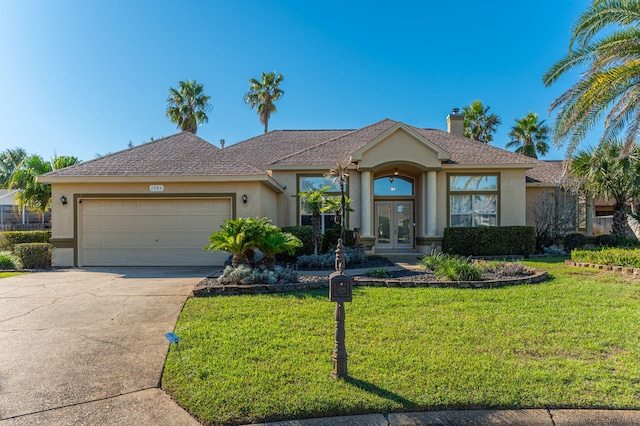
[192,270,548,296]
[564,259,640,275]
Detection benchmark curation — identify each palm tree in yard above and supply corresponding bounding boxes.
[571,140,640,237]
[297,186,330,255]
[544,0,640,158]
[166,80,212,134]
[9,155,81,221]
[324,160,350,242]
[463,100,501,143]
[506,112,551,159]
[0,147,27,188]
[244,71,284,133]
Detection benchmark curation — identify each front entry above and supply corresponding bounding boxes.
[375,201,414,249]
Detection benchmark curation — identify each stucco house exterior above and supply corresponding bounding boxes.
[40,112,570,267]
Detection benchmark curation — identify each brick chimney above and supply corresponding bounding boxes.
[446,108,464,136]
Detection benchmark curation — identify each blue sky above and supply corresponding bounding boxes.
[1,1,591,162]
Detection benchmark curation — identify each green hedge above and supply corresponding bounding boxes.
[442,226,536,257]
[279,225,315,260]
[0,231,52,251]
[572,247,640,268]
[14,243,53,269]
[321,228,355,253]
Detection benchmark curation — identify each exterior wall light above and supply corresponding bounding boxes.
[242,194,248,204]
[61,196,68,205]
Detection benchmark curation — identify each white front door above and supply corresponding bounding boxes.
[374,201,414,249]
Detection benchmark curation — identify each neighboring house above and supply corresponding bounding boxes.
[0,189,50,230]
[41,112,570,267]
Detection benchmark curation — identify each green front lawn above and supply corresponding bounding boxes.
[162,258,640,425]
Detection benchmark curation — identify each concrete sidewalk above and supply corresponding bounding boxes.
[253,409,640,425]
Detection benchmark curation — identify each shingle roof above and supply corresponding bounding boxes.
[225,119,536,167]
[42,132,266,177]
[525,160,569,183]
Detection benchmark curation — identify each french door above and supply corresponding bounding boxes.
[374,201,414,249]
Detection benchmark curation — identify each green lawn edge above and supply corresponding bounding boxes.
[163,258,640,425]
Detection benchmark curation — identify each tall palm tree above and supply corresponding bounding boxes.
[244,71,284,133]
[571,140,640,236]
[462,100,501,143]
[506,112,551,159]
[544,0,640,158]
[9,155,81,221]
[0,147,27,188]
[166,80,212,134]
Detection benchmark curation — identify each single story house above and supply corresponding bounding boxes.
[40,112,578,267]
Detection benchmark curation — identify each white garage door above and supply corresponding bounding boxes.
[79,198,230,266]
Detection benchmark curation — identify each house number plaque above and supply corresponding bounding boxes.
[149,185,165,192]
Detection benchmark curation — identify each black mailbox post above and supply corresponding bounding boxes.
[330,239,351,379]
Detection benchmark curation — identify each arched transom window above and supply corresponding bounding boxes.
[374,176,414,196]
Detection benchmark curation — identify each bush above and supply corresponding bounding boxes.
[321,228,355,253]
[563,232,586,252]
[572,247,640,268]
[13,243,52,269]
[296,247,368,270]
[0,251,21,270]
[279,226,315,259]
[365,268,389,278]
[217,264,299,285]
[420,253,484,281]
[443,226,535,257]
[595,234,640,248]
[0,231,51,251]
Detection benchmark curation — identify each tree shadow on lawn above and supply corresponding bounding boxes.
[344,376,418,410]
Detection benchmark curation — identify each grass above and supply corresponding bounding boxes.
[0,272,26,279]
[162,258,640,425]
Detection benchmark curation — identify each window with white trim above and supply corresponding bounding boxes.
[449,174,498,227]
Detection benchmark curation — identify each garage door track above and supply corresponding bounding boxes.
[0,267,211,425]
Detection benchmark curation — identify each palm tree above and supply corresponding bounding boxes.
[570,140,640,236]
[166,80,212,134]
[0,147,27,188]
[462,100,501,143]
[324,161,350,241]
[9,155,81,221]
[257,230,302,269]
[544,0,640,157]
[297,186,330,255]
[205,217,270,268]
[506,112,551,159]
[244,71,284,133]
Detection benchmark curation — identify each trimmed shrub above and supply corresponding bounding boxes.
[217,264,299,285]
[572,247,640,268]
[296,247,368,270]
[321,228,355,253]
[0,231,51,251]
[0,251,21,270]
[279,226,314,259]
[442,226,535,257]
[563,232,586,252]
[13,243,52,269]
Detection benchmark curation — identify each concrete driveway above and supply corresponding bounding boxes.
[0,267,212,425]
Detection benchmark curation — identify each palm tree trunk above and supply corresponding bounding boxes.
[312,212,320,255]
[612,204,628,237]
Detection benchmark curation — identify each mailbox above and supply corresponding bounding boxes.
[329,271,353,302]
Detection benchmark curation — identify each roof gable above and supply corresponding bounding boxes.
[41,132,266,178]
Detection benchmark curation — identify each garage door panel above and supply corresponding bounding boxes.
[80,198,231,266]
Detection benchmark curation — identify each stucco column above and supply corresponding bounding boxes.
[420,172,428,237]
[360,171,373,238]
[585,193,594,236]
[427,171,437,236]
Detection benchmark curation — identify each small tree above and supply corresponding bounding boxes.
[297,186,330,255]
[533,175,580,251]
[324,161,350,242]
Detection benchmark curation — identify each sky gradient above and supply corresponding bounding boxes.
[1,1,591,162]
